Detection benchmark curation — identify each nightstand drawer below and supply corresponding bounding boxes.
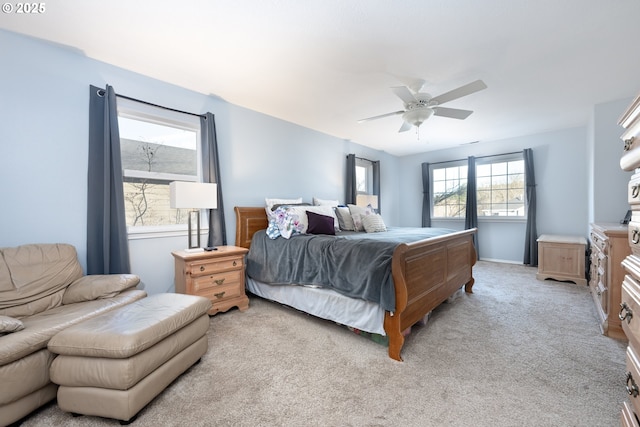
[200,281,243,302]
[188,256,244,277]
[192,269,243,293]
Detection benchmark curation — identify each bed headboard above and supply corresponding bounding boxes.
[234,207,269,249]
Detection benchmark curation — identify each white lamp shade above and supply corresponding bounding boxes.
[356,194,378,209]
[402,108,433,127]
[169,182,218,209]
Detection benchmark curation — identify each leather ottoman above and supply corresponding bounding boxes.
[48,293,212,424]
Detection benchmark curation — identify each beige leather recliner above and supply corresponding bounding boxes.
[0,243,147,426]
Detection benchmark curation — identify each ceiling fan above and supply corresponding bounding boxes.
[358,79,487,132]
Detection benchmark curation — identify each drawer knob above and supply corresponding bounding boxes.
[214,291,226,299]
[627,371,639,397]
[620,302,633,324]
[633,185,640,198]
[214,278,225,286]
[200,266,205,272]
[624,137,635,151]
[633,229,640,245]
[233,261,237,266]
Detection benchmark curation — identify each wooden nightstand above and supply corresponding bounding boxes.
[172,246,249,316]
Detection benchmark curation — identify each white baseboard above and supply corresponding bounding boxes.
[479,258,524,265]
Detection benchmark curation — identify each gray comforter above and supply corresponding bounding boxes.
[245,227,455,312]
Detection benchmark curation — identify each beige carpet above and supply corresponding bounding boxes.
[21,261,627,426]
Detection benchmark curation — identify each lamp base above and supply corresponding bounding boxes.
[182,247,205,253]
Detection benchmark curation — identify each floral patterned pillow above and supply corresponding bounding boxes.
[266,206,305,239]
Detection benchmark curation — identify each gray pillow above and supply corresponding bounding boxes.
[335,206,356,231]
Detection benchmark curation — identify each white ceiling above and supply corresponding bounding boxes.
[3,0,640,156]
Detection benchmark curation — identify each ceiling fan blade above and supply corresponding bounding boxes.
[357,110,404,123]
[391,86,417,105]
[398,121,412,132]
[433,106,474,120]
[408,78,426,94]
[430,80,487,105]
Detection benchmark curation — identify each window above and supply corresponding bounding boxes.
[476,156,525,217]
[355,158,373,194]
[117,99,202,233]
[431,154,525,219]
[432,162,467,218]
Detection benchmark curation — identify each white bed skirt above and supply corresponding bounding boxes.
[245,277,386,336]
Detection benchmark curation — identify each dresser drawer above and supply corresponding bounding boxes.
[590,231,608,254]
[192,269,243,293]
[630,175,640,206]
[627,346,640,417]
[187,256,244,278]
[622,274,640,348]
[621,117,640,171]
[630,219,640,257]
[622,400,640,427]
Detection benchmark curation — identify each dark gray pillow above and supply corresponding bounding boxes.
[306,211,336,235]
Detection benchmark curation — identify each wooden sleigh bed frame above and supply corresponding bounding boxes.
[234,206,477,361]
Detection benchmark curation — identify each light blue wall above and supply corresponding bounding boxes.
[0,30,399,294]
[592,98,634,224]
[397,127,590,262]
[0,29,631,290]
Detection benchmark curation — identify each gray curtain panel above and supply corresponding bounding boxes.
[421,162,431,227]
[346,154,356,205]
[86,85,131,274]
[523,148,538,266]
[201,113,226,246]
[465,156,479,258]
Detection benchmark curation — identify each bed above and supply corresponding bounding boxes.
[234,206,477,361]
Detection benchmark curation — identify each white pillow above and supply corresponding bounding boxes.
[362,214,387,233]
[348,204,373,231]
[265,197,303,211]
[312,197,339,207]
[282,205,340,233]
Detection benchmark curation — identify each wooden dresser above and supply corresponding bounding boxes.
[589,223,630,339]
[618,94,640,426]
[172,246,249,316]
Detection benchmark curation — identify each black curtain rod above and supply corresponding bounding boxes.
[427,150,523,166]
[348,155,377,163]
[96,88,205,118]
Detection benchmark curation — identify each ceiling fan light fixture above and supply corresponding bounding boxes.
[402,107,433,127]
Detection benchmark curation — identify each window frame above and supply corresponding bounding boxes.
[116,98,205,240]
[430,153,527,223]
[355,157,374,195]
[430,159,468,220]
[475,153,526,221]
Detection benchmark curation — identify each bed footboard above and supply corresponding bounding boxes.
[385,228,477,361]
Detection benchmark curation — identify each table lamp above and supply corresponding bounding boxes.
[169,182,217,252]
[356,194,378,212]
